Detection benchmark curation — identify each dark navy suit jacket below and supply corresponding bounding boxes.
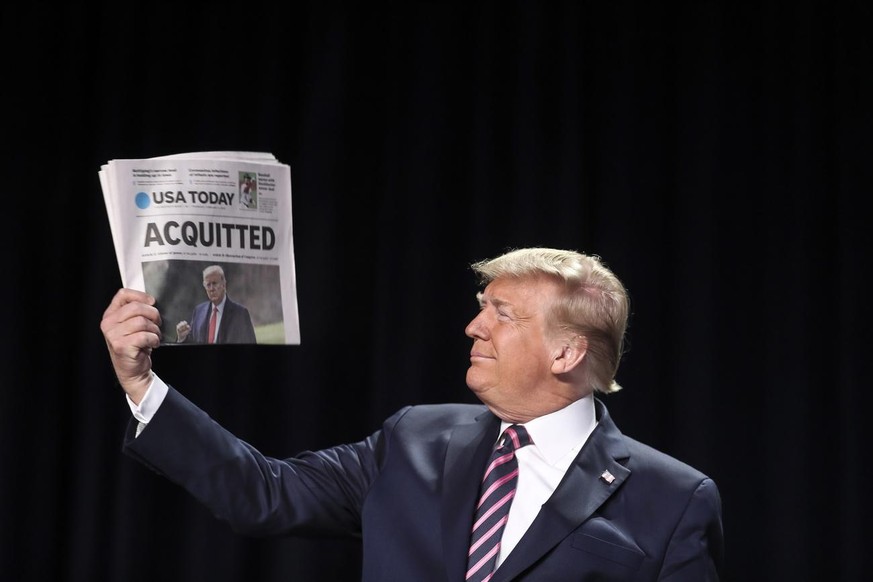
[124,388,723,581]
[184,296,256,344]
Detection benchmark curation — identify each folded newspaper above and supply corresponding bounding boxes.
[99,151,300,345]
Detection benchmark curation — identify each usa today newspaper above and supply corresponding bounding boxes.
[99,151,300,345]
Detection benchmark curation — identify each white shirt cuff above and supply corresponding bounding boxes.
[126,373,169,433]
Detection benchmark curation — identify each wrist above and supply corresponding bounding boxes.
[123,371,154,405]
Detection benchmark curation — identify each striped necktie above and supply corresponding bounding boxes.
[466,424,533,582]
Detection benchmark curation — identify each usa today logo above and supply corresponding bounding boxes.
[135,192,151,209]
[134,190,237,209]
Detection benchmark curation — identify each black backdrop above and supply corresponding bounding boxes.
[1,2,871,581]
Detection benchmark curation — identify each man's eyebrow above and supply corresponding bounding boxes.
[475,292,513,311]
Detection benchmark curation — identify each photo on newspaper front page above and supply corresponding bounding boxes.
[143,259,284,345]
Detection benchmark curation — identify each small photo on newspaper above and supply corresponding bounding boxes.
[99,151,300,345]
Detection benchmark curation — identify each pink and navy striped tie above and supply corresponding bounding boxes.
[466,424,533,582]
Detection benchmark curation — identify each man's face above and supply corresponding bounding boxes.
[203,272,226,305]
[465,275,571,422]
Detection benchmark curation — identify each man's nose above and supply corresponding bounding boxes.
[465,312,488,340]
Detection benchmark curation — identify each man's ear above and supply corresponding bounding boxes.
[551,335,587,375]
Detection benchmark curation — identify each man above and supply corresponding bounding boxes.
[175,264,257,344]
[240,173,257,208]
[101,248,723,580]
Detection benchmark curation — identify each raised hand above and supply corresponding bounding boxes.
[100,288,163,404]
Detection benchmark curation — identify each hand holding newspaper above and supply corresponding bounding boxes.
[99,151,300,345]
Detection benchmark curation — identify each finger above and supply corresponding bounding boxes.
[112,288,155,308]
[102,297,162,333]
[103,288,155,318]
[102,303,163,345]
[104,313,163,348]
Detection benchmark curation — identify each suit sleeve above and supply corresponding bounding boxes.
[123,386,402,538]
[658,477,724,581]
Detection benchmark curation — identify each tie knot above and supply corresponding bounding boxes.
[499,424,533,452]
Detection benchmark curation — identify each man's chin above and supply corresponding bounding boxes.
[465,373,492,397]
[465,370,479,391]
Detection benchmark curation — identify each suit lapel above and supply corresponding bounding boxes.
[441,412,500,582]
[216,301,229,342]
[492,399,631,582]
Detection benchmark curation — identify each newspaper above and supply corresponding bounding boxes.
[99,151,300,345]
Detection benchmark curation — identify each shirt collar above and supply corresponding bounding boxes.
[501,394,597,466]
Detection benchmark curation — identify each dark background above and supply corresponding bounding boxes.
[1,2,871,581]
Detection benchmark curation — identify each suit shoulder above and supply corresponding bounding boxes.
[385,402,487,431]
[622,436,713,486]
[396,402,488,420]
[225,297,247,311]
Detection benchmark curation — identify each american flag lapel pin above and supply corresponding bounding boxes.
[600,470,615,484]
